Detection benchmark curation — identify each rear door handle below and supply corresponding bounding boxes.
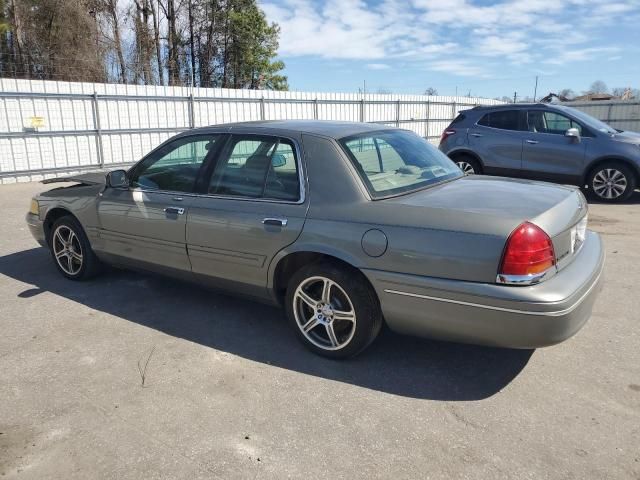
[470,133,483,137]
[262,217,288,227]
[526,139,539,144]
[164,206,185,215]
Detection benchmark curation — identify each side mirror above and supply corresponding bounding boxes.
[106,169,128,188]
[271,153,287,168]
[565,128,581,142]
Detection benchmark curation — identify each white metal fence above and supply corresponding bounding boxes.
[566,100,640,132]
[0,79,502,184]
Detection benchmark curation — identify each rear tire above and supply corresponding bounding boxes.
[285,262,382,359]
[454,155,482,175]
[48,215,102,280]
[587,162,636,203]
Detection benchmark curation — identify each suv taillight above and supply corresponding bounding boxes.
[498,222,555,279]
[440,128,456,145]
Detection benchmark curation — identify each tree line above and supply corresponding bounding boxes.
[0,0,288,89]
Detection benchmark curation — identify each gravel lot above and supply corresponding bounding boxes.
[1,181,638,480]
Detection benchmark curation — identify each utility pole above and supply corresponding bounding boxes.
[513,91,517,103]
[533,75,539,102]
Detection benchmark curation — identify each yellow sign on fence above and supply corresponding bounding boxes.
[29,116,45,128]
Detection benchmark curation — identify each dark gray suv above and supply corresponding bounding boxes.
[439,103,640,202]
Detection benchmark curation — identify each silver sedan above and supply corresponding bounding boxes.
[26,121,604,358]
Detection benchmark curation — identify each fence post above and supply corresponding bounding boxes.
[260,96,266,120]
[451,100,457,122]
[360,98,365,122]
[91,92,105,168]
[188,93,195,128]
[313,98,318,119]
[396,99,401,127]
[426,100,430,139]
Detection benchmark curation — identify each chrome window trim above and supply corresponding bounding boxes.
[123,132,307,206]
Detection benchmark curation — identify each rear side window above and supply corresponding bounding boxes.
[208,136,300,201]
[477,110,525,131]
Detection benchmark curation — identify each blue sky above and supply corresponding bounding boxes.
[259,0,640,98]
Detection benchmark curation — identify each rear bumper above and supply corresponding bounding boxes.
[26,212,47,247]
[363,230,604,349]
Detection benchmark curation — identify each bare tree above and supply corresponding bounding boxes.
[588,80,608,94]
[100,0,127,83]
[149,0,164,85]
[133,0,154,83]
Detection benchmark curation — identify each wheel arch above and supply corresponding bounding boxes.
[583,156,640,186]
[447,149,485,170]
[269,247,375,306]
[43,207,78,245]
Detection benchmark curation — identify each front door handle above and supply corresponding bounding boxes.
[262,217,288,227]
[164,206,185,215]
[470,133,484,137]
[526,139,539,144]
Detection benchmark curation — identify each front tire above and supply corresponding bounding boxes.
[285,262,382,359]
[587,162,636,202]
[48,216,101,280]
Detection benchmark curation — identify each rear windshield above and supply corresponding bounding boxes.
[339,130,462,199]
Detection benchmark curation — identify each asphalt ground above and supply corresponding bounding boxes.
[1,181,639,479]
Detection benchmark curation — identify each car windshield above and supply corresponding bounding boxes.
[339,130,462,198]
[559,107,617,134]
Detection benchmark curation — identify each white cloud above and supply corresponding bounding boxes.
[430,60,490,77]
[259,0,637,77]
[366,63,391,70]
[543,47,621,65]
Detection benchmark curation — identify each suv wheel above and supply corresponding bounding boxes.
[588,163,636,202]
[454,155,481,175]
[285,262,382,359]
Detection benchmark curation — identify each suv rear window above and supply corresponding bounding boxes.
[477,110,525,131]
[450,113,466,125]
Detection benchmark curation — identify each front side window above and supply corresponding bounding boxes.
[340,130,462,198]
[528,111,583,135]
[208,136,300,201]
[130,135,220,192]
[477,110,525,131]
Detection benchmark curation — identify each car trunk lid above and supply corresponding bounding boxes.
[380,175,588,275]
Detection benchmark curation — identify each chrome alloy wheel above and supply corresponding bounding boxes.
[52,225,83,275]
[456,161,475,175]
[592,168,627,199]
[293,276,356,351]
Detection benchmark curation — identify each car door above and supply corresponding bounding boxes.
[96,134,223,272]
[521,110,587,184]
[186,133,308,298]
[467,109,528,175]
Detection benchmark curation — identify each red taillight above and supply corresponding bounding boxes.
[440,128,456,145]
[499,222,555,277]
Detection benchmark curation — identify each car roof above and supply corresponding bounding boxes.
[185,120,395,139]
